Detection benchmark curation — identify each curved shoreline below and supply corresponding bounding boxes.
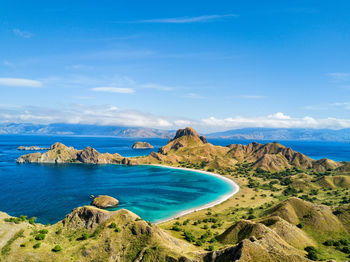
[148,164,240,224]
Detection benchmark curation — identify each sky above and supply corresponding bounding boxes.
[1,0,350,132]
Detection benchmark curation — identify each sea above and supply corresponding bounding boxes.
[0,135,349,224]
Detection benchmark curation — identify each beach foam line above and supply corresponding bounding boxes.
[148,164,240,224]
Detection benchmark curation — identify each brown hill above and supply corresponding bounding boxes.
[1,206,198,262]
[316,175,350,189]
[132,128,344,172]
[266,197,346,233]
[212,218,310,262]
[17,127,346,173]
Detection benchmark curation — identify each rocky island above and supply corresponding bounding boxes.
[9,127,350,261]
[131,141,154,149]
[91,195,119,209]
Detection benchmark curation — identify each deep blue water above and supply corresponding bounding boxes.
[0,135,349,224]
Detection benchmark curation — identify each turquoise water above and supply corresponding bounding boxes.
[0,134,349,224]
[0,135,234,224]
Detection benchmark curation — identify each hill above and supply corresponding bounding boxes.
[18,127,346,172]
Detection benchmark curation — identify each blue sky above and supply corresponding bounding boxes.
[1,0,350,132]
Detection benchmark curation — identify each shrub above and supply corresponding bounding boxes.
[248,215,256,220]
[109,222,117,229]
[115,227,121,233]
[81,233,89,240]
[39,229,48,234]
[304,246,318,261]
[196,240,203,246]
[33,243,41,249]
[208,245,214,251]
[20,243,26,247]
[52,245,62,252]
[183,219,190,225]
[296,223,304,229]
[28,217,36,225]
[340,239,349,245]
[323,240,335,246]
[184,231,195,242]
[171,225,181,232]
[35,233,45,241]
[342,246,350,254]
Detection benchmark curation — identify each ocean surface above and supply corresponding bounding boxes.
[0,135,349,224]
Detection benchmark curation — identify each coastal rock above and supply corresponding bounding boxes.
[77,146,100,163]
[17,146,49,151]
[132,141,154,149]
[91,195,119,209]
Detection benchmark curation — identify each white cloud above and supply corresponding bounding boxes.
[92,87,135,94]
[0,77,43,87]
[1,105,350,131]
[136,14,237,24]
[13,29,34,38]
[198,114,350,130]
[0,105,172,128]
[268,112,291,120]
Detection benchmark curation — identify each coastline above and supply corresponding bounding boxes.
[148,164,240,224]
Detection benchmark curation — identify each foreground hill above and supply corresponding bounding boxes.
[1,196,349,261]
[0,206,199,261]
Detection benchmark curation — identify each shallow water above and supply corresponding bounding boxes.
[0,135,348,224]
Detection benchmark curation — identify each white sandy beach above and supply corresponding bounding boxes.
[149,164,240,224]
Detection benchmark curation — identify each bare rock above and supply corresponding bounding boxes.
[91,195,119,209]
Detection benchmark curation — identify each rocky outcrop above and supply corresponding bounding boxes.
[91,195,119,208]
[171,127,207,144]
[77,147,100,163]
[17,146,49,151]
[16,143,123,164]
[132,142,154,149]
[62,206,113,230]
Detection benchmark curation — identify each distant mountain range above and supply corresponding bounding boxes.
[0,123,349,141]
[0,123,174,138]
[207,128,350,141]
